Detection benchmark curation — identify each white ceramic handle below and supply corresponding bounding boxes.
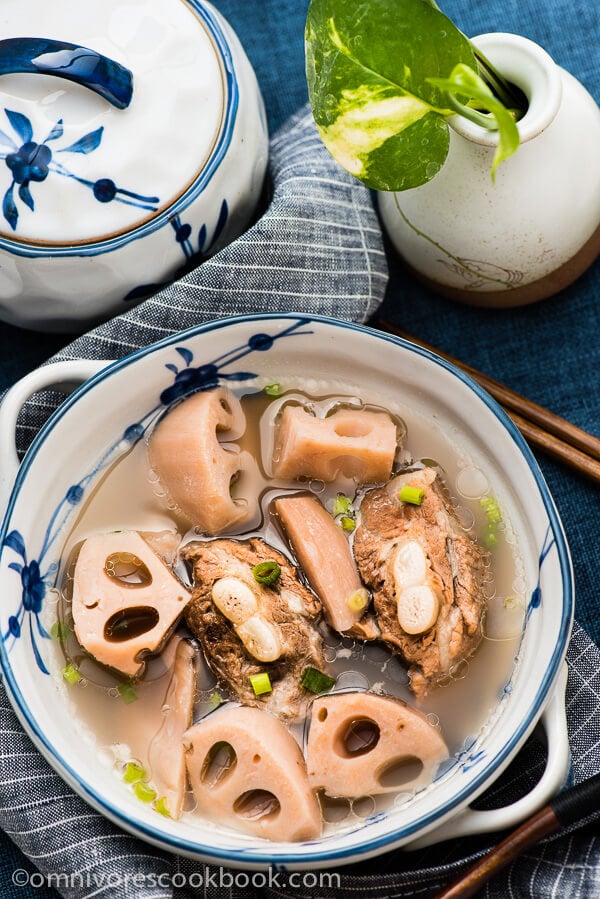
[407,662,570,849]
[0,359,111,515]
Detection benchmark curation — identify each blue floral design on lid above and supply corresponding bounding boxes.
[0,108,159,231]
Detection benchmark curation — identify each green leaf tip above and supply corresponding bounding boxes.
[428,64,520,179]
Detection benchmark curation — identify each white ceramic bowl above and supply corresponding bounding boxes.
[0,1,268,331]
[0,314,573,869]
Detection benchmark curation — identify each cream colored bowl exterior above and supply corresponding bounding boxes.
[0,315,573,868]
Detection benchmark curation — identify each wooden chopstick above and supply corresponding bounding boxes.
[371,318,600,485]
[429,770,600,898]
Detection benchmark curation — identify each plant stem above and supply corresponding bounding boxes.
[443,93,499,130]
[419,0,528,117]
[473,48,528,116]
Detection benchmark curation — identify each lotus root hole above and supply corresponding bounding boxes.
[233,790,281,821]
[334,717,380,758]
[200,741,237,789]
[377,755,424,789]
[104,552,153,587]
[103,606,159,642]
[333,420,371,438]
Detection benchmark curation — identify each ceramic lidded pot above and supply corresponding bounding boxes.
[0,0,269,331]
[378,34,600,307]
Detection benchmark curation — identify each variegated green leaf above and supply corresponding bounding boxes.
[305,0,477,190]
[306,0,524,189]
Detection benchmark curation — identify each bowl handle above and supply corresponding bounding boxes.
[406,662,571,849]
[0,359,111,515]
[0,38,133,109]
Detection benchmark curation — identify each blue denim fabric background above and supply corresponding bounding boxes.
[0,0,598,896]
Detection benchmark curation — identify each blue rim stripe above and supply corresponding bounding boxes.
[0,0,240,258]
[0,313,574,865]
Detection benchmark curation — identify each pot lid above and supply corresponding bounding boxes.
[0,0,227,245]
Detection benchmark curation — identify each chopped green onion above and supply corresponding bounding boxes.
[51,621,72,641]
[480,496,502,524]
[300,666,336,694]
[347,589,369,613]
[154,796,172,817]
[480,496,502,549]
[207,690,223,710]
[332,493,353,516]
[62,663,82,685]
[133,781,157,803]
[117,682,138,704]
[249,672,272,695]
[398,485,425,505]
[339,515,356,532]
[483,531,498,548]
[265,383,282,396]
[252,560,281,586]
[123,762,146,784]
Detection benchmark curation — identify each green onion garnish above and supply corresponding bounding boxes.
[300,666,336,694]
[154,796,172,817]
[117,682,138,704]
[480,496,502,548]
[480,496,502,524]
[265,383,282,396]
[252,561,281,586]
[51,621,72,641]
[249,672,272,695]
[398,485,425,505]
[332,493,353,516]
[483,530,498,548]
[207,690,223,710]
[133,781,157,803]
[339,515,356,532]
[62,663,82,685]
[347,589,369,613]
[123,762,146,784]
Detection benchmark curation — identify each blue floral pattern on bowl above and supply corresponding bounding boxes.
[1,318,312,672]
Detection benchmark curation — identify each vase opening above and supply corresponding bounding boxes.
[450,33,563,147]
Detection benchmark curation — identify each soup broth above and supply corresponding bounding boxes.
[48,376,526,838]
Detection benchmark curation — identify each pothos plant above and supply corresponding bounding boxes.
[305,0,528,191]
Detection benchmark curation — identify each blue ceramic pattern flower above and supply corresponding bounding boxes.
[0,108,159,231]
[2,530,53,674]
[171,199,229,261]
[527,525,555,618]
[1,319,313,672]
[122,201,231,303]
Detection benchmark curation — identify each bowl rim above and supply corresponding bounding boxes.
[0,0,241,259]
[0,312,574,865]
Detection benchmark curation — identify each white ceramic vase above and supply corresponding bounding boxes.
[378,33,600,307]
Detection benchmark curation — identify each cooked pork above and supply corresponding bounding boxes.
[182,538,325,718]
[353,468,489,695]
